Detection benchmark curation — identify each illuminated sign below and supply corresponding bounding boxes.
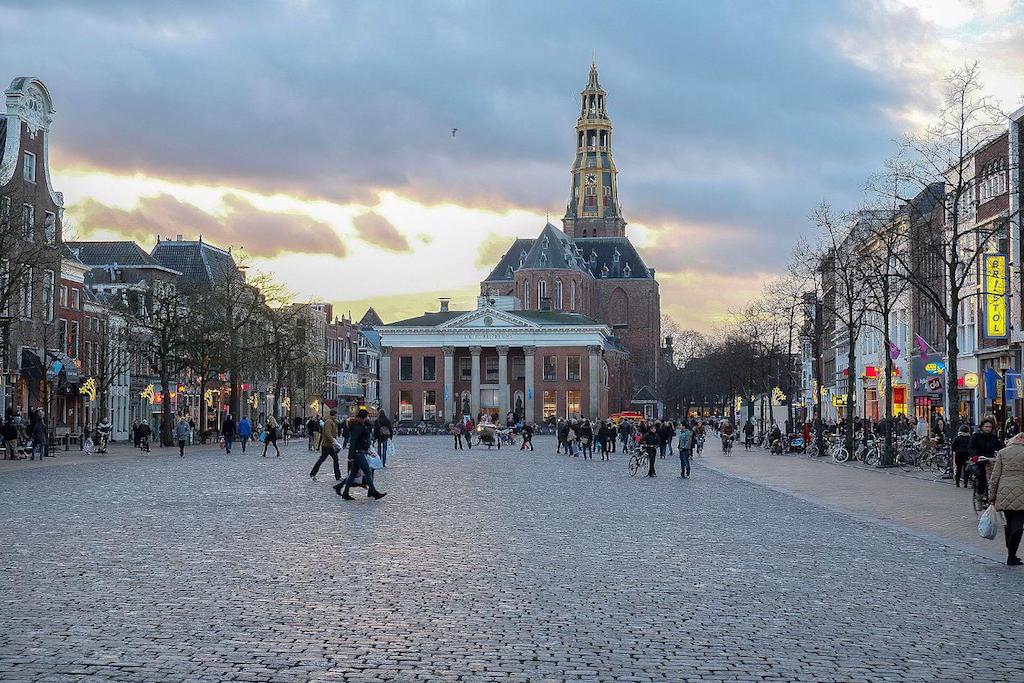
[864,366,877,378]
[960,373,979,389]
[983,253,1009,339]
[832,395,848,407]
[924,362,945,375]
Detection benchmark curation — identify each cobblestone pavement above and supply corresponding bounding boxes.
[1,435,1022,682]
[698,443,999,561]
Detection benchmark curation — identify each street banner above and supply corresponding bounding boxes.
[983,253,1009,339]
[984,367,1000,399]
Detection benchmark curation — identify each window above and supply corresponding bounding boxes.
[543,390,557,420]
[399,391,413,421]
[59,285,68,308]
[22,204,33,240]
[399,356,413,381]
[566,355,581,381]
[570,282,576,311]
[20,267,32,318]
[543,355,556,381]
[554,279,563,310]
[566,390,581,418]
[423,390,437,420]
[59,319,68,352]
[459,356,472,380]
[422,356,436,381]
[603,185,611,207]
[523,280,530,309]
[71,288,80,310]
[23,152,36,182]
[44,212,56,244]
[69,320,80,358]
[537,280,547,306]
[485,356,498,382]
[511,356,525,381]
[43,270,54,322]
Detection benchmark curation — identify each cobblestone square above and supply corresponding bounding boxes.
[1,437,1022,682]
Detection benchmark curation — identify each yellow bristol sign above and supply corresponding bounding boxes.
[983,253,1009,339]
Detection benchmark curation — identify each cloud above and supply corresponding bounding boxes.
[474,232,514,270]
[352,211,411,252]
[71,193,344,258]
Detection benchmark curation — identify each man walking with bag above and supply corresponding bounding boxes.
[310,409,342,482]
[335,409,386,500]
[678,422,694,478]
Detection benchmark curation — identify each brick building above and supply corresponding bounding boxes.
[479,63,661,412]
[0,76,66,417]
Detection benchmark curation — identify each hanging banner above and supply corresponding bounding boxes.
[983,253,1009,339]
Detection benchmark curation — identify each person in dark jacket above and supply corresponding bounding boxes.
[222,414,236,454]
[952,425,972,487]
[30,411,47,460]
[374,412,393,466]
[306,416,320,451]
[556,419,569,454]
[969,417,1004,496]
[334,410,386,500]
[520,423,534,451]
[642,424,660,477]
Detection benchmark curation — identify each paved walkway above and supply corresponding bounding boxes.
[696,442,999,560]
[1,436,1021,681]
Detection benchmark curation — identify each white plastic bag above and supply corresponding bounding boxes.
[387,440,397,460]
[83,438,94,456]
[365,453,384,470]
[979,504,999,540]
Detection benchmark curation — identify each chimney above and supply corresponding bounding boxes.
[176,234,182,241]
[439,298,450,313]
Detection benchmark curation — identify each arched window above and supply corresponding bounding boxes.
[569,281,576,311]
[610,287,628,326]
[523,279,530,309]
[538,280,547,309]
[554,279,563,310]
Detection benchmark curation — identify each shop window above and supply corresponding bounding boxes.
[399,391,414,421]
[567,390,581,418]
[543,390,557,420]
[423,390,437,420]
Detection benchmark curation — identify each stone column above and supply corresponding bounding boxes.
[523,346,536,424]
[497,345,509,419]
[442,346,455,422]
[470,346,482,418]
[588,345,601,420]
[379,346,392,416]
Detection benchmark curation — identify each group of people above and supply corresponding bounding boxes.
[307,408,388,500]
[0,408,46,461]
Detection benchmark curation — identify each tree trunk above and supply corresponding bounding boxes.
[882,325,895,467]
[845,319,857,458]
[160,371,173,447]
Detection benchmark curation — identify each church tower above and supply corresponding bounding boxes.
[562,62,626,239]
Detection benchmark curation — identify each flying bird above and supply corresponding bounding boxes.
[451,127,458,137]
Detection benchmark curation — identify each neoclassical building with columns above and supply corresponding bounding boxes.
[377,299,626,423]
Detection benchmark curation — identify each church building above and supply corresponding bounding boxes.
[378,64,662,423]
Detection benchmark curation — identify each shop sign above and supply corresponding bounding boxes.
[924,361,945,375]
[960,373,979,389]
[983,253,1009,339]
[832,395,848,407]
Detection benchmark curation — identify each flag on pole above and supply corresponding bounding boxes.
[914,334,930,360]
[888,342,901,361]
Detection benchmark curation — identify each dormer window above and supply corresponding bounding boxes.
[542,236,550,249]
[601,265,609,278]
[589,251,597,267]
[507,265,514,277]
[623,263,632,277]
[519,251,526,266]
[540,251,548,266]
[612,249,620,264]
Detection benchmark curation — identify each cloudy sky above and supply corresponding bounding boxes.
[3,0,1023,329]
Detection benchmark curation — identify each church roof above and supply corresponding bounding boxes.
[575,237,653,280]
[359,307,384,327]
[483,238,535,282]
[150,239,237,285]
[520,223,590,273]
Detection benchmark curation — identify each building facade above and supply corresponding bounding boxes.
[479,63,661,412]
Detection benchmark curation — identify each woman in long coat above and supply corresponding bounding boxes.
[989,433,1024,566]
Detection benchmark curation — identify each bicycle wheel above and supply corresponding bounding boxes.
[805,443,819,458]
[865,447,881,467]
[897,450,916,472]
[832,447,850,463]
[628,454,640,476]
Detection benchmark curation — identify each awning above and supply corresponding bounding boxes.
[19,348,44,380]
[46,352,81,386]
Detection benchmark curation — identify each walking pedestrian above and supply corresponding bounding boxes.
[642,424,660,477]
[2,417,17,460]
[237,415,252,453]
[262,415,281,457]
[375,411,393,466]
[678,422,694,478]
[174,417,190,457]
[222,413,236,454]
[952,425,971,487]
[334,409,386,500]
[520,423,534,451]
[988,432,1024,565]
[598,420,613,460]
[452,422,464,450]
[307,415,320,451]
[743,419,755,450]
[310,409,342,482]
[463,417,474,449]
[970,417,1004,495]
[30,410,46,460]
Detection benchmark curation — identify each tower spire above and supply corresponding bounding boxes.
[562,62,625,239]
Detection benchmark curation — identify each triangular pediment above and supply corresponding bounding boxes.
[438,307,540,330]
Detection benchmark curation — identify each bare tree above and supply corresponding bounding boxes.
[888,63,1013,436]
